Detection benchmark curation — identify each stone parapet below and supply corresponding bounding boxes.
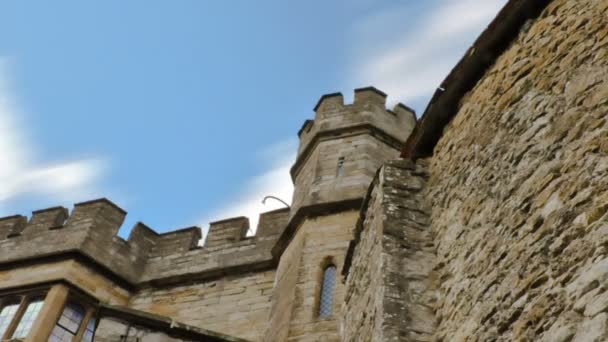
[0,199,289,287]
[295,87,416,179]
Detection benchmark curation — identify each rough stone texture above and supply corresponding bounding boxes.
[290,88,416,215]
[428,0,608,340]
[0,202,289,287]
[206,218,250,248]
[264,88,415,341]
[265,212,358,342]
[0,89,413,342]
[342,159,436,342]
[0,260,131,305]
[139,208,289,285]
[8,4,607,336]
[297,88,415,159]
[130,270,276,341]
[264,227,305,342]
[291,134,400,215]
[286,212,357,342]
[0,204,289,341]
[0,199,137,281]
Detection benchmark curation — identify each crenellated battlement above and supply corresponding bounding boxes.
[206,217,250,248]
[286,86,417,221]
[295,87,416,175]
[310,87,398,117]
[0,199,289,287]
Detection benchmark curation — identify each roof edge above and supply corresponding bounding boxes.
[99,304,248,341]
[402,0,553,159]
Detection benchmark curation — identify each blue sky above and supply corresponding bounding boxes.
[0,0,506,237]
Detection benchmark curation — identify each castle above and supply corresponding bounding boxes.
[0,0,607,340]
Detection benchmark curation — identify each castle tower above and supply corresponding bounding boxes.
[266,87,416,341]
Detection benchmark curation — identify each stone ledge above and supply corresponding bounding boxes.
[99,304,248,342]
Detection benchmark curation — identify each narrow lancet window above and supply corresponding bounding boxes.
[319,265,337,318]
[336,157,345,177]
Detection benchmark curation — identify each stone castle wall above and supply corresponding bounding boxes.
[342,160,436,342]
[0,201,288,287]
[130,270,276,341]
[0,86,416,342]
[262,87,416,341]
[0,202,289,341]
[290,134,401,214]
[265,211,358,342]
[129,210,289,341]
[290,88,416,215]
[95,305,245,342]
[428,0,608,340]
[4,1,605,340]
[285,212,357,341]
[264,225,305,342]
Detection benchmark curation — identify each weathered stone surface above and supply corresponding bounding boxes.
[2,1,604,340]
[290,87,416,216]
[130,270,276,342]
[0,88,412,342]
[342,159,436,342]
[0,260,131,305]
[264,87,414,341]
[266,211,359,342]
[427,0,608,340]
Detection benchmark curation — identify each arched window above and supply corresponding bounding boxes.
[12,298,44,339]
[318,264,337,318]
[49,302,86,342]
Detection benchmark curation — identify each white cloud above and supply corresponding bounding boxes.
[0,59,105,212]
[350,0,507,107]
[199,138,296,238]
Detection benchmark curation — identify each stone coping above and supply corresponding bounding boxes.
[403,0,553,158]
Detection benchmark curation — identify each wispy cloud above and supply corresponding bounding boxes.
[0,58,106,213]
[350,0,507,107]
[199,138,296,238]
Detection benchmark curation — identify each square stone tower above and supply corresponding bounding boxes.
[266,87,416,341]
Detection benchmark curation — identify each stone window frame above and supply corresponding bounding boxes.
[0,284,99,342]
[0,289,47,340]
[314,256,338,320]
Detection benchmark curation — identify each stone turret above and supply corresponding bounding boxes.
[290,86,416,215]
[265,87,416,341]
